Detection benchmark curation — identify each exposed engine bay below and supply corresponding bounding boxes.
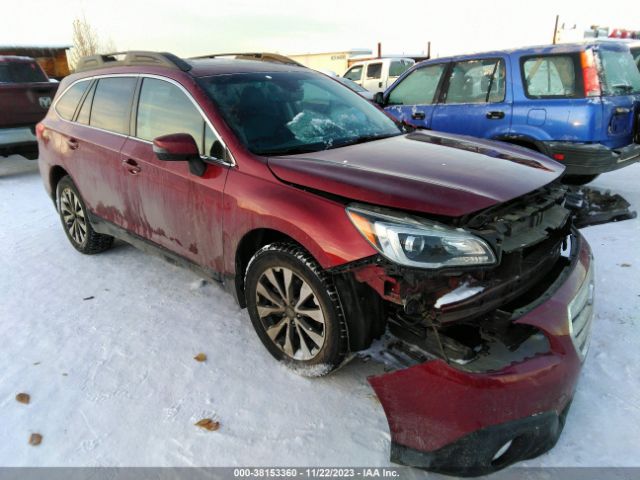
[333,181,623,372]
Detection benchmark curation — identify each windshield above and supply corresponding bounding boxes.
[198,71,401,156]
[0,61,47,83]
[598,47,640,95]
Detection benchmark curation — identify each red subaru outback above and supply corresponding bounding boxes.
[37,51,594,475]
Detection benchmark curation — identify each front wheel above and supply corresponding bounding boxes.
[244,243,349,376]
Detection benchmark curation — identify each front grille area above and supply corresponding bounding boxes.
[568,262,595,360]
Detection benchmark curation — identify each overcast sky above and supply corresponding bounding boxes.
[3,0,637,59]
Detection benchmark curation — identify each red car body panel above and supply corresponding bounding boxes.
[369,237,591,453]
[268,132,564,217]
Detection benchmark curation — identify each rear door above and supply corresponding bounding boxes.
[383,62,448,129]
[119,76,229,271]
[55,76,138,228]
[431,57,511,138]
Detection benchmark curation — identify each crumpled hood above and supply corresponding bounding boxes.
[267,131,565,218]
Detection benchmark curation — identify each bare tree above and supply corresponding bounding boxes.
[69,16,116,69]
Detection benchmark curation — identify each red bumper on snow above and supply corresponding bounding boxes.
[369,235,594,476]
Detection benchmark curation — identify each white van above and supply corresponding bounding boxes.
[342,57,415,93]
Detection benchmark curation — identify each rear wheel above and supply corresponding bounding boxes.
[56,176,114,254]
[244,243,349,376]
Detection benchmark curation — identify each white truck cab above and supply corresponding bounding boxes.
[342,57,415,93]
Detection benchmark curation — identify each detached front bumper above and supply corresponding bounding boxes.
[541,141,640,175]
[368,234,594,476]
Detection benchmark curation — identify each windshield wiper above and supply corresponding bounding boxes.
[328,133,400,150]
[257,146,324,156]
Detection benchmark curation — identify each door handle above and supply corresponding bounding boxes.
[486,111,505,120]
[122,158,141,175]
[411,111,426,120]
[66,138,79,150]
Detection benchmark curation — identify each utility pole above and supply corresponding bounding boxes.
[553,14,560,44]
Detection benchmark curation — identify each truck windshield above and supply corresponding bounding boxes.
[0,61,47,83]
[198,71,401,156]
[598,47,640,95]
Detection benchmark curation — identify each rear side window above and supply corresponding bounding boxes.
[55,81,90,120]
[522,55,578,98]
[136,78,213,156]
[444,58,506,104]
[366,63,382,80]
[76,82,96,125]
[344,65,363,82]
[0,61,47,83]
[387,64,446,105]
[90,77,137,135]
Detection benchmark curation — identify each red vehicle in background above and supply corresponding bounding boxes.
[37,51,595,476]
[0,55,58,159]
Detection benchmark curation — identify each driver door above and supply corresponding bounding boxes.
[119,77,230,273]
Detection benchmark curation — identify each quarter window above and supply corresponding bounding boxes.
[387,64,446,105]
[522,55,577,98]
[55,81,90,120]
[90,77,137,134]
[366,63,382,80]
[136,78,214,156]
[344,65,363,82]
[444,58,506,104]
[75,82,96,125]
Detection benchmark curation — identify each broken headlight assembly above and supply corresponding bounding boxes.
[346,205,496,269]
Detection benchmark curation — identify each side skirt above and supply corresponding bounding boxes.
[88,211,229,287]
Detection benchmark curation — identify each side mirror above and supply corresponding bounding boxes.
[153,133,206,176]
[374,92,385,106]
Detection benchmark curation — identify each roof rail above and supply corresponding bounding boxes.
[75,51,191,73]
[190,52,304,67]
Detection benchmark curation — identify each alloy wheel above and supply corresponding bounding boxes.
[60,187,87,246]
[255,266,326,361]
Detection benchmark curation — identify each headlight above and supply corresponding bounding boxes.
[346,205,496,269]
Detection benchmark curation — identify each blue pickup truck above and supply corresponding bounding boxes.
[380,41,640,184]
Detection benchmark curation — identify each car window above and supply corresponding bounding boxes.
[366,63,382,80]
[90,77,137,135]
[389,60,412,78]
[55,80,90,120]
[0,61,47,83]
[633,48,640,69]
[444,58,506,104]
[387,64,446,105]
[522,55,577,98]
[598,48,640,95]
[75,82,96,125]
[344,65,363,82]
[136,77,214,156]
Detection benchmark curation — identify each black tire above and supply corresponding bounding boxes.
[562,174,599,186]
[56,176,114,254]
[244,243,349,376]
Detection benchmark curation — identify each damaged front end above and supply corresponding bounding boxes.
[333,182,595,476]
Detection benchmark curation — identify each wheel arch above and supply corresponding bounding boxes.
[49,165,70,202]
[233,228,302,308]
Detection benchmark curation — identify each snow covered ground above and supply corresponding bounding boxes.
[1,154,639,470]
